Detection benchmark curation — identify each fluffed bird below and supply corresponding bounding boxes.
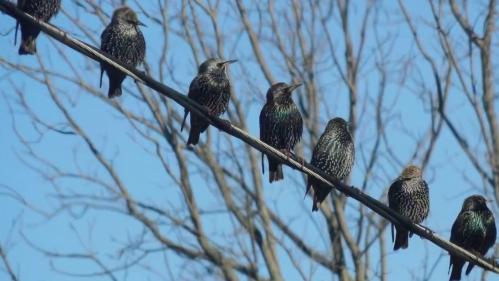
[181,58,236,146]
[388,165,430,250]
[306,117,354,211]
[100,6,146,98]
[259,82,303,183]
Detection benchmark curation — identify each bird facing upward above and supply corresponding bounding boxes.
[181,58,237,146]
[449,195,496,281]
[388,165,430,251]
[16,0,61,55]
[306,117,355,211]
[259,82,303,183]
[100,6,146,98]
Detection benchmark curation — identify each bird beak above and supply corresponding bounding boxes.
[136,20,146,27]
[222,59,238,65]
[286,83,302,93]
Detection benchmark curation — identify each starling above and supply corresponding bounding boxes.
[448,195,496,281]
[16,0,61,55]
[387,165,430,251]
[181,58,237,146]
[305,117,354,211]
[259,82,303,183]
[100,6,146,98]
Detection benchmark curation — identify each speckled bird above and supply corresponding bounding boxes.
[306,117,354,211]
[259,82,303,183]
[16,0,61,55]
[100,6,146,98]
[388,165,430,251]
[448,195,496,281]
[181,58,236,146]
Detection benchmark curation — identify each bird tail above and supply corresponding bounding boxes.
[181,109,189,132]
[391,224,395,243]
[106,72,126,98]
[312,183,331,212]
[268,159,283,183]
[261,153,265,174]
[305,178,324,212]
[14,20,19,46]
[464,262,474,276]
[187,128,200,146]
[305,179,318,211]
[19,35,36,55]
[100,66,104,88]
[108,85,122,98]
[449,256,464,281]
[393,226,409,250]
[311,197,319,211]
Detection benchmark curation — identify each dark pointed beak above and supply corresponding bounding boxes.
[286,83,302,93]
[222,59,238,65]
[136,20,146,27]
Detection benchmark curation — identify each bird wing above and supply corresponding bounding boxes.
[99,24,112,88]
[483,210,497,253]
[137,31,146,64]
[387,179,403,242]
[421,180,430,219]
[258,104,271,173]
[14,0,25,46]
[282,105,303,149]
[450,213,463,243]
[449,210,466,272]
[387,179,403,211]
[181,77,202,131]
[187,75,204,100]
[450,211,474,247]
[259,103,271,143]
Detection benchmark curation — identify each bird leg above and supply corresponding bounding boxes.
[419,225,434,238]
[217,118,232,131]
[281,150,305,170]
[203,108,232,131]
[296,155,305,170]
[280,149,292,162]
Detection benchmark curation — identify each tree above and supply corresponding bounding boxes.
[0,1,497,280]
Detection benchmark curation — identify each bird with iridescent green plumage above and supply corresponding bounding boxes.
[259,82,303,183]
[448,195,496,281]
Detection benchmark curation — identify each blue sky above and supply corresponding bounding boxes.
[0,1,497,281]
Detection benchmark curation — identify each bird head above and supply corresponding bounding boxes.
[198,58,237,75]
[462,195,489,212]
[400,165,422,180]
[112,6,146,27]
[266,82,302,102]
[325,117,350,134]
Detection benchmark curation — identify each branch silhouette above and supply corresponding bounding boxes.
[0,0,497,275]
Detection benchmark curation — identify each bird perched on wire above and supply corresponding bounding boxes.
[259,82,303,183]
[181,58,237,146]
[387,165,430,251]
[100,6,146,98]
[306,117,354,211]
[448,195,496,281]
[16,0,61,55]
